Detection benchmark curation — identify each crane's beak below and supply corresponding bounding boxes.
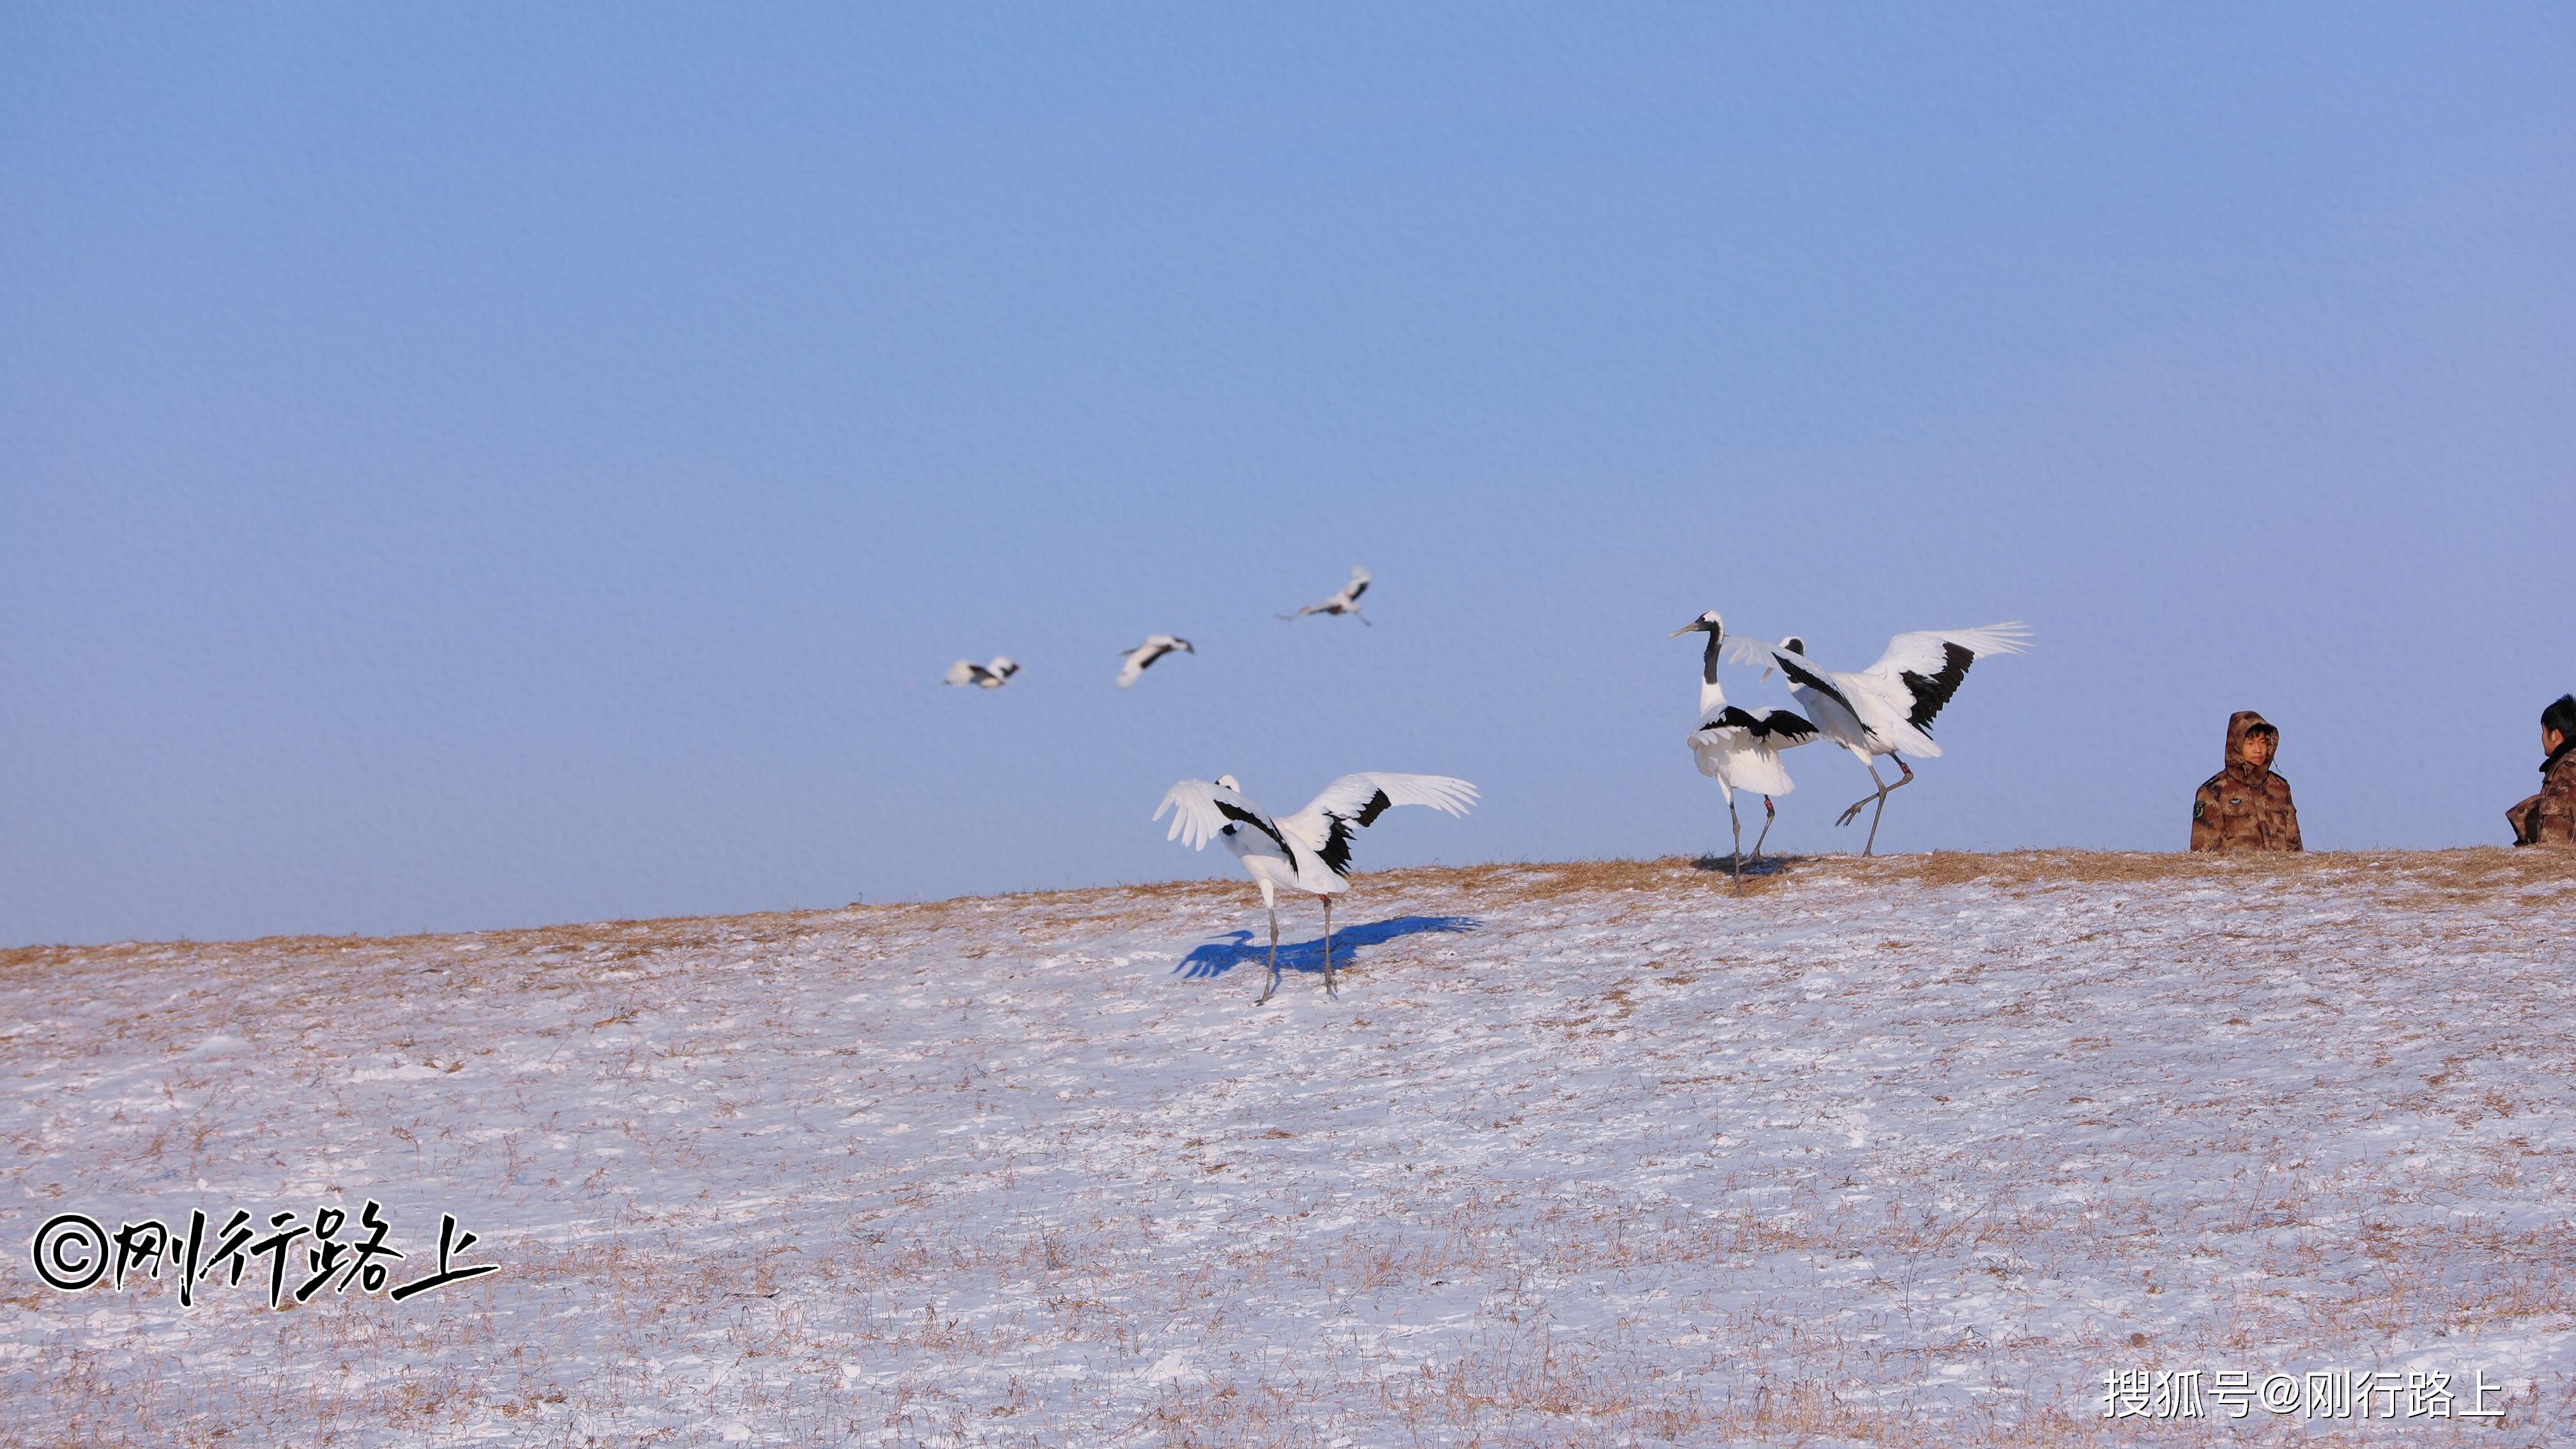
[1760,664,1775,681]
[1669,621,1707,637]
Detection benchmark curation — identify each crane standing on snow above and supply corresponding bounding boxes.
[1729,624,2031,855]
[1154,772,1476,1002]
[1671,611,1818,891]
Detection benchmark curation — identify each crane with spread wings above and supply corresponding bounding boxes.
[1154,770,1476,1002]
[1728,623,2032,855]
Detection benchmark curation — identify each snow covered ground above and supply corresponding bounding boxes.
[5,849,2573,1446]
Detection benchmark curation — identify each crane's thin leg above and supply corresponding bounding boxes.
[1751,795,1775,862]
[1256,904,1280,1005]
[1861,756,1913,856]
[1729,801,1745,893]
[1321,895,1337,999]
[1837,756,1915,855]
[1837,762,1891,831]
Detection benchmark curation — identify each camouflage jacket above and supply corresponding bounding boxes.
[2508,742,2576,846]
[2191,710,2302,853]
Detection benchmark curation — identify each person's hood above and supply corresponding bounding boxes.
[2225,710,2280,777]
[2544,735,2576,777]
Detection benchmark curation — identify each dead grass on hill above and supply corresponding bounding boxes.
[10,848,2565,984]
[1859,845,2575,901]
[1362,853,1821,906]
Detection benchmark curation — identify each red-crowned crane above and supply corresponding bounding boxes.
[1280,567,1372,625]
[1729,624,2032,854]
[1116,635,1194,689]
[943,657,1020,689]
[1671,611,1818,890]
[1155,771,1475,1002]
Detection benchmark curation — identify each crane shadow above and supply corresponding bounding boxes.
[1690,852,1815,881]
[1172,915,1478,982]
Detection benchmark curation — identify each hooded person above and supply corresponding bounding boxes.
[2507,694,2576,847]
[2190,710,2303,853]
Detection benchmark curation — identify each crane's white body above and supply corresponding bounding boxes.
[1116,635,1194,689]
[1688,675,1809,800]
[1155,770,1476,1000]
[944,656,1020,689]
[1728,624,2031,854]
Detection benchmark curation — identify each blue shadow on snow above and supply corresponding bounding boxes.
[1172,915,1478,981]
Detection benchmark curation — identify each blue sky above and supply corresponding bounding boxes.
[6,5,2572,946]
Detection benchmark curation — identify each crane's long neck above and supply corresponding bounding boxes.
[1698,631,1727,719]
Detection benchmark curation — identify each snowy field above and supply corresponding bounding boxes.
[5,849,2574,1446]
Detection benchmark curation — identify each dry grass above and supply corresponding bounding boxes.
[1870,845,2576,893]
[12,848,2566,976]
